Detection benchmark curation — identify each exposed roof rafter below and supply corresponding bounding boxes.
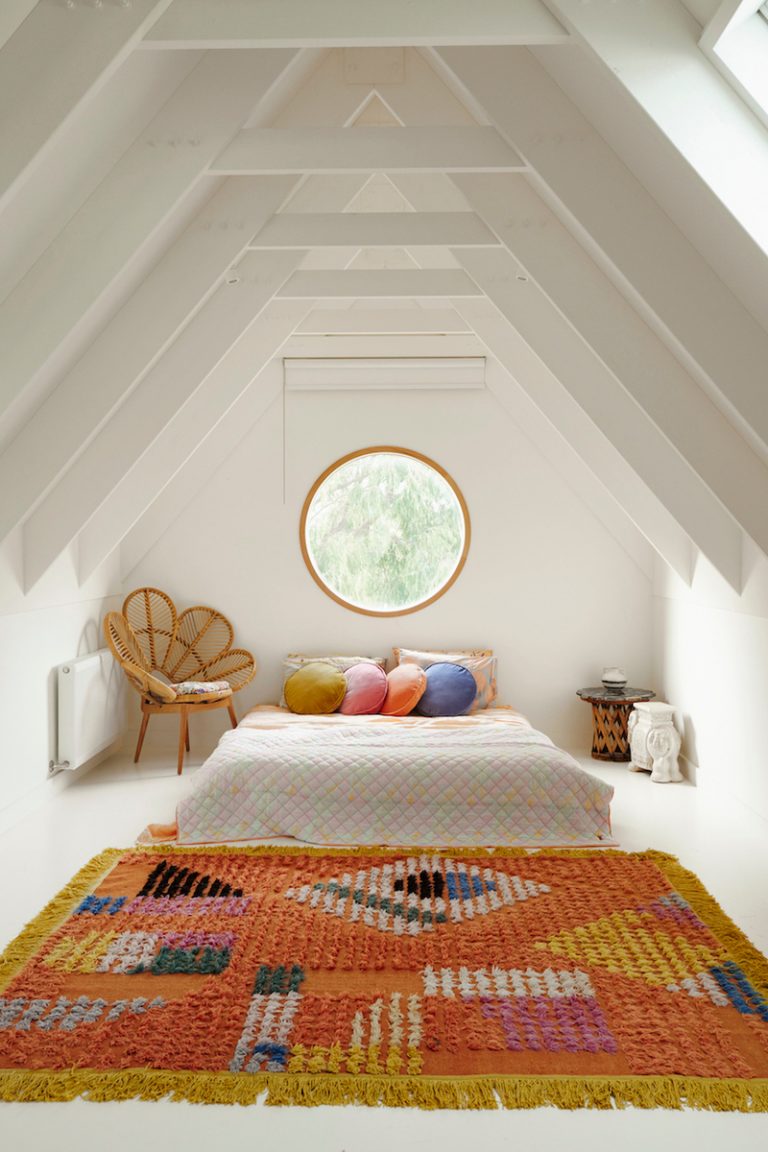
[277,269,483,298]
[22,251,305,592]
[462,304,694,585]
[0,47,298,447]
[453,172,768,559]
[0,176,299,545]
[141,0,570,49]
[250,211,499,248]
[2,27,765,596]
[78,302,309,583]
[433,45,768,459]
[211,126,525,174]
[456,248,742,591]
[0,0,173,213]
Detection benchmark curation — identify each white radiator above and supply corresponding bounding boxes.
[52,650,125,773]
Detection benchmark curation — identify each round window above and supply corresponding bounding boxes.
[300,447,470,617]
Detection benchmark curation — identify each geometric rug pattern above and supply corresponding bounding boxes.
[0,846,767,1110]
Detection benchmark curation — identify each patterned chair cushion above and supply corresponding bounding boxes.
[174,679,231,694]
[173,680,232,702]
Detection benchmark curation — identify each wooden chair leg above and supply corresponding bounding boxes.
[177,707,188,775]
[134,709,150,763]
[227,700,238,729]
[185,723,190,752]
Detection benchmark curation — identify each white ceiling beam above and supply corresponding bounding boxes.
[22,251,304,592]
[283,334,485,359]
[542,0,768,229]
[457,249,742,591]
[0,1,173,212]
[78,302,308,583]
[0,48,297,439]
[109,164,385,579]
[250,211,499,248]
[461,305,693,585]
[435,46,768,459]
[119,359,286,582]
[76,79,383,583]
[211,126,524,175]
[0,2,39,53]
[277,270,482,298]
[526,42,768,336]
[0,51,199,305]
[283,357,485,392]
[297,308,472,334]
[143,0,569,48]
[484,359,654,579]
[454,173,768,559]
[0,176,298,545]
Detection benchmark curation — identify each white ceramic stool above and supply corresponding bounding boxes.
[628,702,683,784]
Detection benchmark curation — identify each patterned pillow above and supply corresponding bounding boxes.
[338,663,388,715]
[174,680,230,695]
[394,648,497,710]
[415,663,477,717]
[284,661,347,715]
[392,648,492,662]
[280,654,386,707]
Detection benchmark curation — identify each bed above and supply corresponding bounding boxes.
[144,705,615,848]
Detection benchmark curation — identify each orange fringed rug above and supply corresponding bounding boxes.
[1,846,767,1110]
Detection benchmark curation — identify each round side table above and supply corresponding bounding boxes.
[576,687,655,762]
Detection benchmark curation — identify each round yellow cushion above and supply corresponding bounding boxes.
[284,660,347,715]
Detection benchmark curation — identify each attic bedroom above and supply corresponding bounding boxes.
[1,1,767,1147]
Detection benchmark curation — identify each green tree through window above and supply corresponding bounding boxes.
[303,450,468,614]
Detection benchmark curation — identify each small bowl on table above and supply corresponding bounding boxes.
[601,670,627,694]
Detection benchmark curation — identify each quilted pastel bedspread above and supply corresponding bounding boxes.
[174,707,615,848]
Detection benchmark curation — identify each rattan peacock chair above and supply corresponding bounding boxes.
[104,587,256,775]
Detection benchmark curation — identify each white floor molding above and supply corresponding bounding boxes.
[1,747,767,1151]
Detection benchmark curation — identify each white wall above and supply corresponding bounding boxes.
[125,380,653,755]
[653,542,768,822]
[0,531,122,829]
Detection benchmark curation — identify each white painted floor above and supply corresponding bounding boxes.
[1,746,767,1151]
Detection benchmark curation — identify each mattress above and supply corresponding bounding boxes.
[162,706,615,848]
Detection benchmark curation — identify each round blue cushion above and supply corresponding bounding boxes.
[415,662,477,717]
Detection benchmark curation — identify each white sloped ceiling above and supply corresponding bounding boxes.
[0,1,766,597]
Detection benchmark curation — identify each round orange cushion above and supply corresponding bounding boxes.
[284,660,346,714]
[380,663,427,717]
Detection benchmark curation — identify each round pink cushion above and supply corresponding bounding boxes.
[338,662,388,715]
[381,663,427,716]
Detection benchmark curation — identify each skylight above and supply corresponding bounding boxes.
[704,2,768,128]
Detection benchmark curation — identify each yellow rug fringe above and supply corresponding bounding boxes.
[1,844,767,1110]
[0,847,124,994]
[0,1068,766,1111]
[643,849,768,996]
